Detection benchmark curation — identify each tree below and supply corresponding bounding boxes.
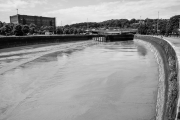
[158,19,168,35]
[73,28,78,34]
[166,15,180,35]
[129,18,137,24]
[29,23,36,34]
[13,24,23,36]
[29,27,35,34]
[0,21,3,28]
[0,26,6,35]
[166,21,171,36]
[130,23,139,29]
[145,18,155,35]
[69,28,74,34]
[138,23,148,35]
[64,25,70,28]
[56,27,63,34]
[63,28,69,34]
[29,23,36,29]
[119,19,129,28]
[22,25,29,35]
[0,24,12,35]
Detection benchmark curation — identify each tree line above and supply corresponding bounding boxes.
[0,22,56,36]
[137,15,180,36]
[0,21,87,36]
[0,15,180,36]
[69,15,180,36]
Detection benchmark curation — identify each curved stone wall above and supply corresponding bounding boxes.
[135,35,179,120]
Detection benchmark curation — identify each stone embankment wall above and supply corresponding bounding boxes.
[0,35,95,49]
[136,35,179,120]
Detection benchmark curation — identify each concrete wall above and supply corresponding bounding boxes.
[0,35,94,49]
[136,35,179,120]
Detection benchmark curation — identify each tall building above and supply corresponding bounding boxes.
[10,14,56,29]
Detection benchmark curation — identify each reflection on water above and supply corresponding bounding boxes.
[137,44,147,57]
[0,40,158,120]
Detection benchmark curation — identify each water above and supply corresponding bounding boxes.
[0,40,158,120]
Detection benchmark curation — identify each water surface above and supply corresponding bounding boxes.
[0,40,158,120]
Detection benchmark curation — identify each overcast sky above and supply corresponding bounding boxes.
[0,0,180,25]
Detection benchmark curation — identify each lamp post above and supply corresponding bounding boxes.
[87,18,88,31]
[139,16,141,34]
[157,11,159,35]
[16,9,18,14]
[178,18,180,37]
[179,18,180,30]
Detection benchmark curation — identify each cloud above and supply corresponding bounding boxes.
[43,0,180,25]
[0,0,47,12]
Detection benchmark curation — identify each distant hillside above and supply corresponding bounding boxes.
[67,19,141,29]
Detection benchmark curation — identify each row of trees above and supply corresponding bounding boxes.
[0,21,87,36]
[137,15,180,36]
[0,22,56,36]
[56,27,85,34]
[69,19,137,29]
[67,15,180,36]
[0,15,180,36]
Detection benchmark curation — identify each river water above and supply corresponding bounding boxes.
[0,40,159,120]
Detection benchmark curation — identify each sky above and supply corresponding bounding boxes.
[0,0,180,25]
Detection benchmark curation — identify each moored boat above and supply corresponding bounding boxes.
[92,31,134,42]
[105,33,134,41]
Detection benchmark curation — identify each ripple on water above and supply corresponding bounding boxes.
[0,40,159,120]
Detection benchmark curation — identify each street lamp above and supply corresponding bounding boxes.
[157,11,159,35]
[87,18,88,31]
[179,18,180,31]
[16,9,18,14]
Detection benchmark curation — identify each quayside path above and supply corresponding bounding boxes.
[161,37,180,60]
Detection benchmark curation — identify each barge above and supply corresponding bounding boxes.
[92,31,134,42]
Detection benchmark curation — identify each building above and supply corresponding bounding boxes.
[10,14,56,30]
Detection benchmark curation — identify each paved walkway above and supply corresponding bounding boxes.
[163,37,180,60]
[156,36,180,64]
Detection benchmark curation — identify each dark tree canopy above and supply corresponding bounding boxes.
[167,15,180,34]
[22,25,30,35]
[13,24,23,36]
